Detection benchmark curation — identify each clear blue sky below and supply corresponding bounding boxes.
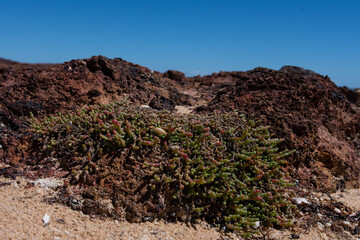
[0,0,359,88]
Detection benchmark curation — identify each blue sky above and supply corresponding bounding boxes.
[0,0,359,87]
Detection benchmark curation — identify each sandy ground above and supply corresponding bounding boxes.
[331,190,360,212]
[1,176,360,240]
[175,105,194,115]
[0,177,229,240]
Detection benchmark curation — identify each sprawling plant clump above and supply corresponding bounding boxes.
[29,100,295,236]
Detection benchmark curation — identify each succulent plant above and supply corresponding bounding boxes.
[29,99,295,237]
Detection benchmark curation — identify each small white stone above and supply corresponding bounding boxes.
[140,105,150,108]
[254,221,261,228]
[0,144,2,149]
[334,208,341,214]
[343,221,351,226]
[115,220,119,225]
[325,222,332,228]
[42,213,50,225]
[294,197,309,204]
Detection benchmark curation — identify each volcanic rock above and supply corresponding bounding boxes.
[0,57,359,193]
[196,67,360,192]
[163,70,186,82]
[0,56,192,165]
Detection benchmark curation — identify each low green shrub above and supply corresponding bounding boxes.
[29,99,295,236]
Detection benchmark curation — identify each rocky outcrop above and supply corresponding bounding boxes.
[0,57,359,193]
[196,67,360,192]
[0,56,192,165]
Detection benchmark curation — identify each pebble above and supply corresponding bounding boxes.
[334,208,341,214]
[0,144,2,149]
[343,221,351,227]
[254,221,261,228]
[42,213,50,225]
[142,216,154,222]
[325,222,332,228]
[294,197,309,204]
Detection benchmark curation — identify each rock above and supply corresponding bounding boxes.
[42,214,50,225]
[140,105,151,108]
[163,70,186,82]
[0,56,193,167]
[290,233,300,239]
[279,65,316,76]
[334,208,341,214]
[294,197,310,204]
[149,96,175,111]
[197,67,360,192]
[87,89,101,98]
[343,221,351,227]
[7,100,43,117]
